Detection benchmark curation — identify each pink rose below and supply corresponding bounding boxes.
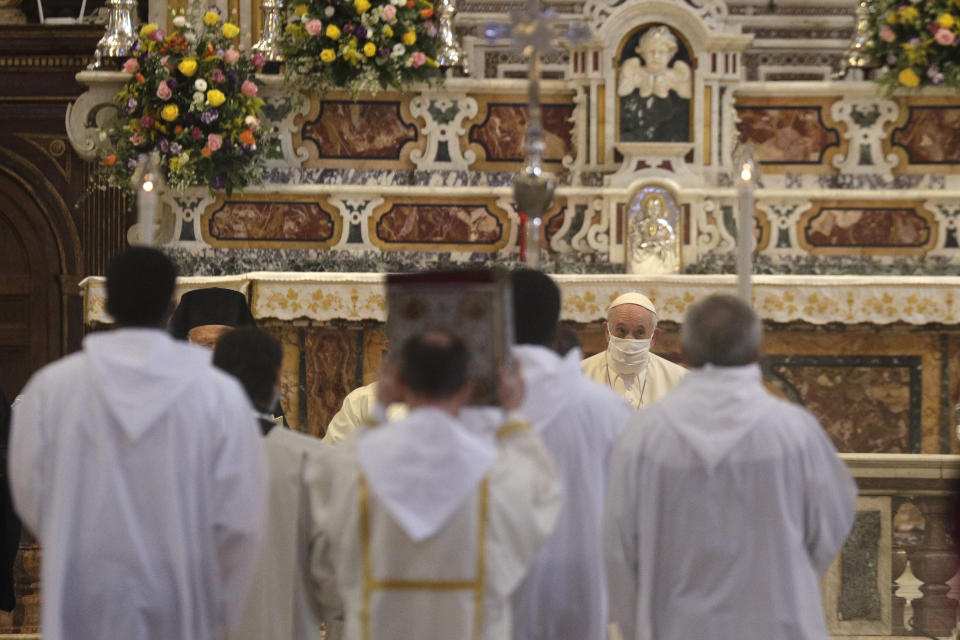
[382,4,396,20]
[211,69,226,83]
[880,26,896,42]
[150,28,165,42]
[129,132,146,145]
[140,115,155,129]
[160,55,171,68]
[122,58,139,73]
[224,48,240,64]
[410,51,426,67]
[241,80,258,97]
[252,53,266,68]
[305,18,323,35]
[190,126,203,139]
[207,133,223,151]
[935,27,956,45]
[156,81,172,100]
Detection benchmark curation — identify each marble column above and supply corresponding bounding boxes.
[907,496,959,636]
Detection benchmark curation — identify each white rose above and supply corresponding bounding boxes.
[172,15,186,27]
[392,43,406,56]
[324,5,334,16]
[184,31,197,43]
[193,91,205,103]
[194,78,208,91]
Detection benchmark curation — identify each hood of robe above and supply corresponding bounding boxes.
[514,345,584,432]
[356,407,498,542]
[658,363,772,472]
[84,328,214,441]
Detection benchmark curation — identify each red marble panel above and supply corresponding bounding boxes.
[804,208,930,247]
[892,107,960,163]
[301,101,416,159]
[376,204,502,245]
[469,104,574,162]
[208,202,334,241]
[546,209,565,242]
[305,327,359,439]
[736,107,838,163]
[767,361,915,453]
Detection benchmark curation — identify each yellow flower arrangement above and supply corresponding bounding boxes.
[206,89,227,107]
[326,24,341,39]
[899,6,919,22]
[938,12,955,27]
[383,25,394,37]
[161,104,180,121]
[363,42,376,57]
[222,22,240,38]
[355,0,371,12]
[898,68,920,86]
[139,23,159,38]
[294,4,307,15]
[203,11,220,26]
[402,30,416,45]
[320,48,336,62]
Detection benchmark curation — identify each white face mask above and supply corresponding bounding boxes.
[607,335,651,375]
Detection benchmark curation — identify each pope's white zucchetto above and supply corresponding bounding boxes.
[607,292,657,315]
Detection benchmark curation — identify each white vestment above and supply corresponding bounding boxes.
[604,364,857,640]
[9,329,267,640]
[582,351,686,408]
[510,346,633,640]
[322,382,407,445]
[230,427,329,640]
[306,407,563,640]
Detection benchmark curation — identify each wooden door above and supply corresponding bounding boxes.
[0,175,61,399]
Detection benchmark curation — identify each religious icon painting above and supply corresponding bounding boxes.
[626,186,682,274]
[386,270,514,405]
[616,24,694,144]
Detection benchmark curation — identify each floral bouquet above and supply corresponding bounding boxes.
[280,0,443,94]
[865,0,960,90]
[95,9,281,195]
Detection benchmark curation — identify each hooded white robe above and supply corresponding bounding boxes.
[306,407,562,640]
[509,346,632,640]
[230,427,329,640]
[582,350,686,409]
[9,329,267,640]
[604,364,857,640]
[322,383,407,445]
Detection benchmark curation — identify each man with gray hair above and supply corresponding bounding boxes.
[581,292,686,408]
[604,294,856,640]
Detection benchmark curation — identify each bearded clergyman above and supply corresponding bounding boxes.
[581,293,686,409]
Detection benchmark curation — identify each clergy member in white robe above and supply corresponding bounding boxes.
[582,292,686,408]
[306,330,562,640]
[605,294,857,640]
[508,271,633,640]
[213,328,332,640]
[9,248,267,640]
[322,381,407,445]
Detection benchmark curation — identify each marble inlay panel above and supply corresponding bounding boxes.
[361,327,389,387]
[305,327,360,439]
[263,324,303,432]
[764,355,920,453]
[736,106,838,164]
[373,203,505,248]
[468,103,574,164]
[891,107,960,164]
[207,201,335,243]
[302,101,416,159]
[803,208,931,249]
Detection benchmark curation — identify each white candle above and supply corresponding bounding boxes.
[134,154,159,246]
[736,150,757,304]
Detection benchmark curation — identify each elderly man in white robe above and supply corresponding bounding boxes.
[306,330,562,640]
[582,292,686,408]
[508,270,633,640]
[604,294,857,640]
[9,248,267,640]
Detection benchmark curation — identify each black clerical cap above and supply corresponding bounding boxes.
[169,287,256,339]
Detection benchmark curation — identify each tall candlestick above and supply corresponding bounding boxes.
[735,147,757,303]
[134,153,159,246]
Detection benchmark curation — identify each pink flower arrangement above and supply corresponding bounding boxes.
[252,53,266,68]
[156,81,172,100]
[241,80,258,97]
[382,4,396,20]
[224,48,240,64]
[129,132,146,145]
[935,27,956,44]
[305,19,324,35]
[149,29,166,42]
[880,26,897,41]
[207,133,223,151]
[211,69,226,83]
[122,58,139,73]
[410,51,426,67]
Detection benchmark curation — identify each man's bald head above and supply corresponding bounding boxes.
[681,294,761,367]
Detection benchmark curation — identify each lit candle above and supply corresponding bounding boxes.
[135,153,159,246]
[735,147,757,303]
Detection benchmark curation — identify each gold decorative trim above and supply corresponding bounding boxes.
[703,85,712,166]
[0,55,92,69]
[496,420,530,440]
[359,474,488,640]
[199,192,343,249]
[13,134,71,180]
[597,84,606,161]
[886,95,960,175]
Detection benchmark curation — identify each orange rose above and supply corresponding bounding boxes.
[103,154,117,166]
[201,146,212,157]
[421,7,433,17]
[135,72,146,84]
[174,125,183,134]
[406,0,413,6]
[238,129,256,145]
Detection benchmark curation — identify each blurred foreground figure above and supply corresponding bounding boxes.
[605,294,856,640]
[214,328,331,640]
[170,287,256,348]
[306,330,562,640]
[10,248,267,640]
